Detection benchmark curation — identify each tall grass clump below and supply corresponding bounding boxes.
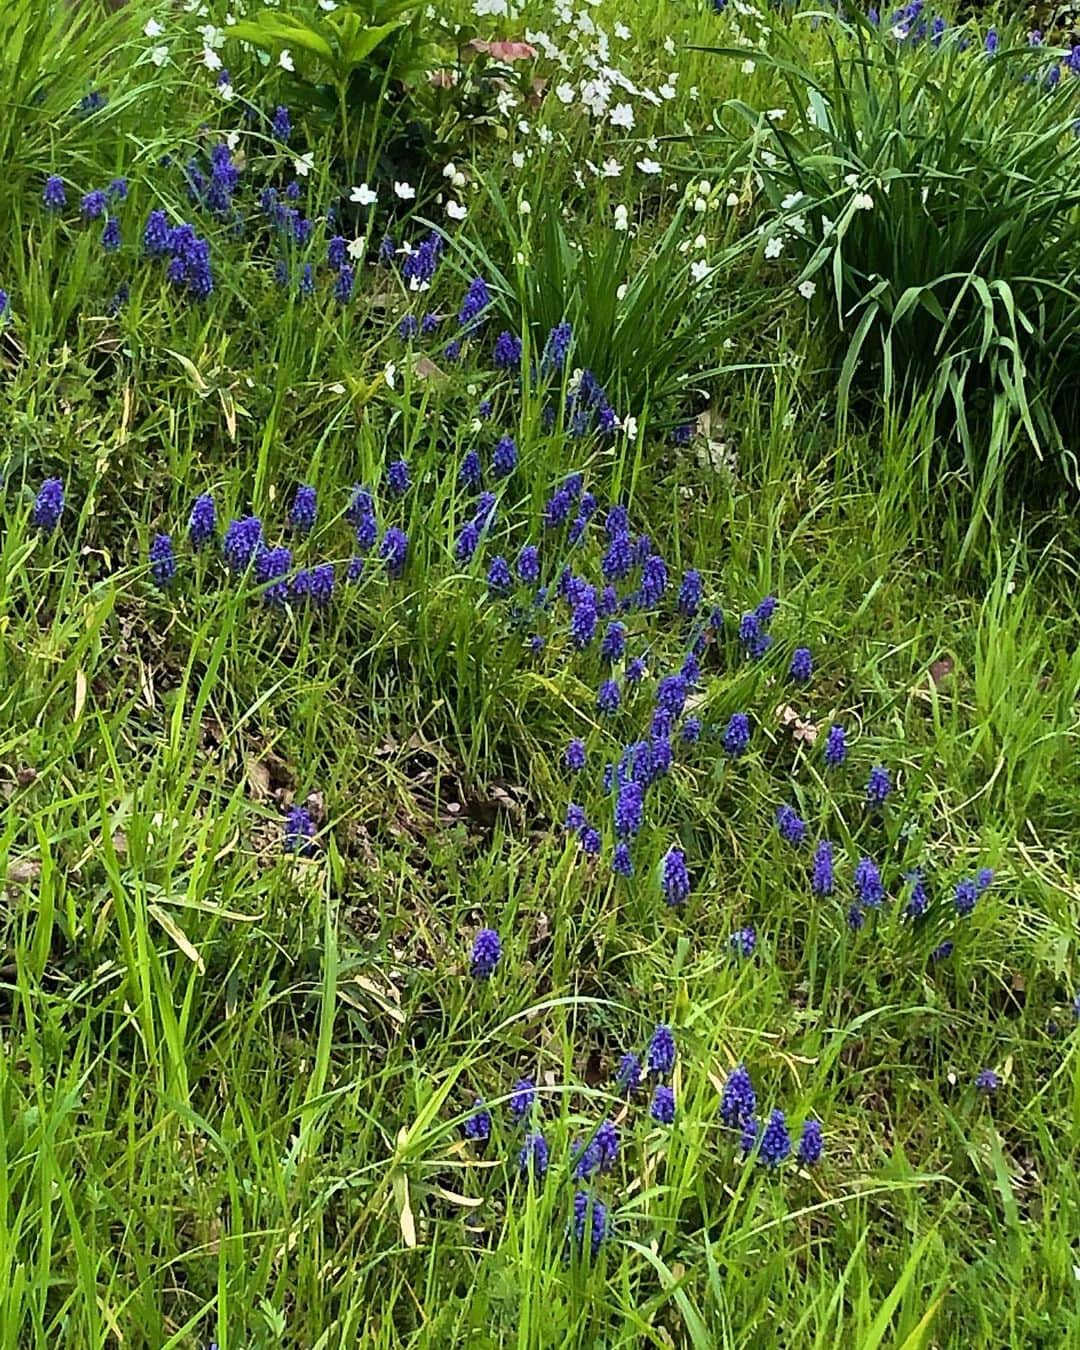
[705,16,1080,510]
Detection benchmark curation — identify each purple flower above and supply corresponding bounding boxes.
[33,478,65,532]
[386,460,410,496]
[327,236,347,269]
[626,657,646,684]
[471,928,501,978]
[487,555,512,596]
[865,765,891,807]
[289,484,317,535]
[580,825,602,855]
[308,563,335,607]
[738,612,771,659]
[516,544,540,583]
[463,1098,491,1142]
[223,516,264,573]
[380,526,408,577]
[612,843,633,876]
[492,435,517,478]
[565,803,586,834]
[284,805,315,854]
[602,534,634,582]
[681,717,701,744]
[931,940,954,961]
[723,712,750,758]
[823,724,847,767]
[459,450,483,490]
[854,857,885,909]
[519,1132,548,1180]
[149,533,177,589]
[648,1024,676,1076]
[811,840,835,897]
[975,1069,1000,1093]
[639,555,668,608]
[571,1190,608,1257]
[651,1085,675,1124]
[355,513,378,553]
[758,1109,791,1167]
[458,276,491,327]
[81,189,107,220]
[600,621,626,664]
[729,926,756,958]
[335,265,355,304]
[271,105,292,141]
[775,805,807,846]
[789,647,812,683]
[597,679,621,716]
[614,781,644,838]
[509,1078,536,1123]
[720,1064,755,1127]
[256,546,292,607]
[43,176,66,210]
[346,485,374,525]
[797,1118,823,1165]
[492,330,522,368]
[543,320,572,371]
[188,493,216,548]
[615,1051,641,1094]
[678,569,702,617]
[565,738,586,772]
[954,877,979,916]
[660,848,690,906]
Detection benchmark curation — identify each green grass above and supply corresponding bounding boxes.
[1,1,1079,1346]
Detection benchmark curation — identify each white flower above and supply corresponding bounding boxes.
[637,158,662,175]
[351,183,378,206]
[442,162,457,180]
[384,362,397,390]
[517,118,530,136]
[693,197,707,213]
[690,259,712,283]
[614,21,631,38]
[761,150,777,168]
[764,235,784,259]
[512,151,526,170]
[613,203,629,231]
[767,108,787,122]
[797,279,816,299]
[725,191,740,207]
[144,18,164,37]
[226,130,241,150]
[693,233,707,249]
[537,125,553,145]
[659,84,676,100]
[394,181,416,200]
[616,283,628,300]
[788,214,806,235]
[279,49,295,71]
[780,192,805,210]
[663,36,676,54]
[741,58,756,74]
[852,192,873,211]
[556,82,575,104]
[580,78,611,117]
[609,102,634,130]
[201,46,222,71]
[347,237,365,260]
[198,23,225,48]
[293,153,314,177]
[623,415,638,439]
[150,44,169,66]
[495,88,518,117]
[843,172,860,188]
[473,0,512,13]
[446,200,467,221]
[518,198,532,215]
[601,157,622,178]
[318,0,338,9]
[219,82,234,101]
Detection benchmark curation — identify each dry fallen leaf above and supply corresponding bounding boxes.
[245,757,272,800]
[6,857,42,886]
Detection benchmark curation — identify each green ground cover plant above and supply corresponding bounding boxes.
[0,1,1079,1346]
